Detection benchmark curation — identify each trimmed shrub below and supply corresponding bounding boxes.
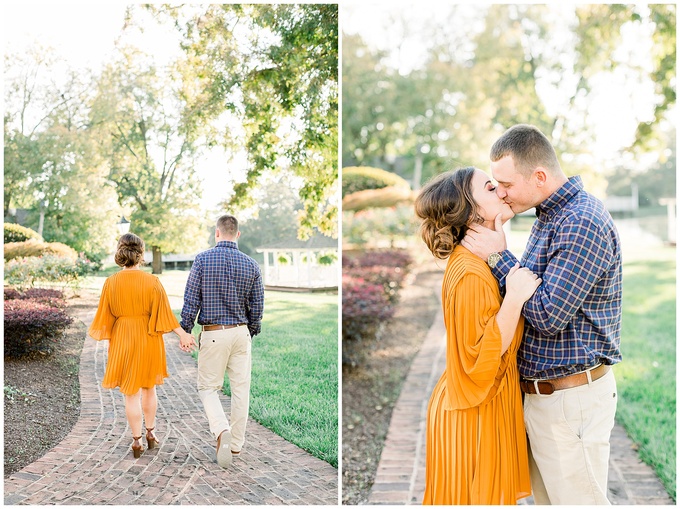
[342,278,394,366]
[342,186,415,211]
[342,166,411,197]
[4,255,81,288]
[4,223,42,244]
[4,287,67,308]
[343,249,413,270]
[345,266,408,304]
[5,239,79,262]
[342,249,415,366]
[4,299,73,357]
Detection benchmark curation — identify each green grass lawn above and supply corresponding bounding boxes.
[614,245,676,500]
[177,290,339,468]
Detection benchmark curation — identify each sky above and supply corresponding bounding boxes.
[2,2,245,212]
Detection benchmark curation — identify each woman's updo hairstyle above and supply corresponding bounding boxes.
[114,233,145,268]
[414,167,483,259]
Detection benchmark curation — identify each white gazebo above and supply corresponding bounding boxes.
[256,234,338,290]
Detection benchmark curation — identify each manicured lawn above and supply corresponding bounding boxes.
[614,246,676,500]
[179,290,339,467]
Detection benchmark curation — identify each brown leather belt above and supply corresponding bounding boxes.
[202,323,246,331]
[520,364,610,395]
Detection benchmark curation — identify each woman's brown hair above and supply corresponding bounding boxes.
[114,233,145,268]
[414,167,483,259]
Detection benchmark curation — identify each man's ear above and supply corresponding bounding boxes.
[533,167,548,187]
[236,231,241,239]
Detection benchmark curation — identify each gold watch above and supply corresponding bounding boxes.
[487,252,502,268]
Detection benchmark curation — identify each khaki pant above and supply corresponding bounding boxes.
[197,325,252,453]
[524,368,617,505]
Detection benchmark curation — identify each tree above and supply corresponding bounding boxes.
[4,47,120,261]
[237,173,304,262]
[90,46,206,273]
[148,4,338,239]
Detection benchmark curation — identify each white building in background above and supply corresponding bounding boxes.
[257,234,338,290]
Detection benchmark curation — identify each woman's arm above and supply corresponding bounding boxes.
[496,264,542,354]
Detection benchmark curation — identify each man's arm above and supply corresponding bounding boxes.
[180,257,202,333]
[523,216,615,335]
[246,269,265,337]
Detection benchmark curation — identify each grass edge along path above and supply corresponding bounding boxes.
[175,290,339,468]
[613,246,676,500]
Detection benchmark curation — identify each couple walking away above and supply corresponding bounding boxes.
[88,214,265,469]
[416,124,622,505]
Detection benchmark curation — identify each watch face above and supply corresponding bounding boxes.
[488,252,501,268]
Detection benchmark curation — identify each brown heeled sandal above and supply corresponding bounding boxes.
[132,436,143,458]
[146,427,158,449]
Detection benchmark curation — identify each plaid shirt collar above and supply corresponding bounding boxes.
[535,176,583,223]
[215,240,239,250]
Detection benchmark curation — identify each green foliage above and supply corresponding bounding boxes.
[4,239,78,262]
[4,255,90,289]
[152,4,338,239]
[606,133,676,207]
[4,48,122,259]
[343,4,675,192]
[573,4,676,150]
[90,46,206,265]
[342,166,411,197]
[3,223,41,244]
[237,174,305,261]
[317,252,337,266]
[343,205,419,247]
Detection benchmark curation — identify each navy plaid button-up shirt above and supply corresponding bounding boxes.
[491,176,623,379]
[180,241,265,338]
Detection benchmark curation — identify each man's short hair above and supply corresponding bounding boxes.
[490,124,561,177]
[216,214,239,237]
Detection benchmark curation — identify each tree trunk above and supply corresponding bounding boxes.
[152,246,163,274]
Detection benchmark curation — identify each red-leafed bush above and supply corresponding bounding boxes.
[4,287,66,308]
[4,299,73,358]
[342,279,394,366]
[4,288,22,300]
[346,266,408,304]
[342,249,413,270]
[342,249,414,366]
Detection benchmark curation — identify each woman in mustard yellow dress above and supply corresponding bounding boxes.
[89,233,196,458]
[415,167,541,504]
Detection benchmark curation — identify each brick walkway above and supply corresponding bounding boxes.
[368,276,674,506]
[4,295,338,505]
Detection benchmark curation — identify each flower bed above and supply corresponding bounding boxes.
[342,249,413,366]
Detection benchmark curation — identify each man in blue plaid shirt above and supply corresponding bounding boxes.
[462,124,622,505]
[181,214,265,469]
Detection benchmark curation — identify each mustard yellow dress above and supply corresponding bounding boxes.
[88,270,179,395]
[422,246,530,505]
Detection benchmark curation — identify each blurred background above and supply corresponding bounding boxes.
[341,3,676,505]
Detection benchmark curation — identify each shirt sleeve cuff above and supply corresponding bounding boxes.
[491,250,519,288]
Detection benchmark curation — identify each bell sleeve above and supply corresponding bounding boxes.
[445,272,504,410]
[148,277,180,337]
[88,279,116,341]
